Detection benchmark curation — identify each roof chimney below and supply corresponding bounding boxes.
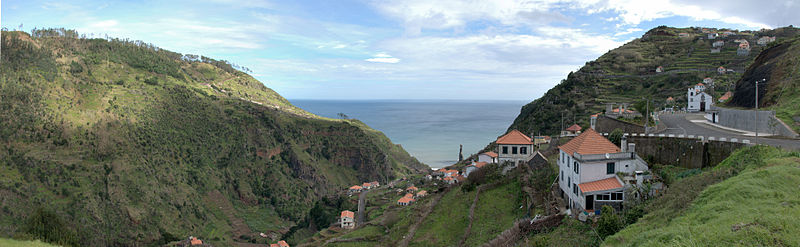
[621,135,628,152]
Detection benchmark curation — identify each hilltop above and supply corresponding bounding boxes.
[0,29,426,246]
[508,26,800,135]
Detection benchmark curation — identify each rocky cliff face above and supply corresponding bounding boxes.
[0,30,426,246]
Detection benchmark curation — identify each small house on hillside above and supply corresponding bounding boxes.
[397,194,415,206]
[348,185,363,195]
[189,237,203,246]
[718,91,733,102]
[713,40,725,47]
[655,66,664,73]
[687,83,712,112]
[496,130,534,166]
[370,181,380,188]
[558,129,650,214]
[757,36,776,45]
[561,124,582,137]
[708,33,718,39]
[717,66,726,74]
[477,151,498,164]
[703,77,713,85]
[527,151,548,170]
[362,182,372,190]
[406,186,419,194]
[533,136,551,145]
[464,161,488,177]
[666,97,675,104]
[416,190,428,197]
[278,240,290,247]
[340,210,355,229]
[737,43,751,56]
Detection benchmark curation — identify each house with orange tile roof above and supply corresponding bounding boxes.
[703,77,713,85]
[688,83,712,112]
[533,135,551,145]
[416,190,428,197]
[397,194,415,206]
[362,182,373,190]
[561,124,583,137]
[477,151,499,163]
[370,181,380,188]
[340,210,355,229]
[495,130,535,167]
[464,161,488,177]
[717,66,726,74]
[348,185,363,195]
[189,236,203,246]
[278,240,290,247]
[655,66,664,73]
[271,244,279,247]
[718,91,733,102]
[557,129,649,214]
[406,186,419,194]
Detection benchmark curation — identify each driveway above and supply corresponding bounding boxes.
[357,189,368,227]
[657,113,800,150]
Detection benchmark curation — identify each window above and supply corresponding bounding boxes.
[690,92,694,96]
[502,146,508,154]
[568,177,571,187]
[520,147,527,154]
[607,162,615,174]
[573,184,578,195]
[561,171,564,181]
[574,162,579,174]
[512,147,518,154]
[611,192,623,200]
[690,98,693,102]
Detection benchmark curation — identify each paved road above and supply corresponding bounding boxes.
[357,189,368,227]
[657,113,800,150]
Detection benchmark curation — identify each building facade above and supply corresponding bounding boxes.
[687,83,712,112]
[495,130,534,166]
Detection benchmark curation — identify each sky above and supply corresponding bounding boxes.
[2,0,799,100]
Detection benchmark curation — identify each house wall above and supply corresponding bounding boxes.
[477,154,495,163]
[713,107,798,138]
[628,136,746,169]
[595,115,645,134]
[498,144,533,165]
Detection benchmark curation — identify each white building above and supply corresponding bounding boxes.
[708,33,718,39]
[557,129,649,213]
[713,40,725,47]
[477,151,498,164]
[703,77,713,85]
[340,210,355,229]
[687,83,712,112]
[757,36,776,46]
[496,130,534,166]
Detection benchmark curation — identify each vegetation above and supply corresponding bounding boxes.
[0,238,61,247]
[508,26,800,135]
[0,29,426,246]
[604,145,800,246]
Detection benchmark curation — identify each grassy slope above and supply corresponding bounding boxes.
[604,146,800,246]
[508,26,800,135]
[0,238,61,247]
[0,30,426,246]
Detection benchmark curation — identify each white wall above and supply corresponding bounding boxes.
[477,154,494,163]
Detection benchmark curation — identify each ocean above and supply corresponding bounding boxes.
[290,99,527,169]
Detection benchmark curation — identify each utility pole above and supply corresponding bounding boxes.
[754,79,765,145]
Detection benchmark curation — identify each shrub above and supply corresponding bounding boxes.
[597,205,623,239]
[144,76,158,85]
[69,61,83,74]
[23,207,80,247]
[609,128,624,146]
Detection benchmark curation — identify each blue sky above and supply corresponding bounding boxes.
[3,0,799,100]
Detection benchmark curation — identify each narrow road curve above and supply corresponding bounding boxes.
[357,189,369,227]
[658,113,800,150]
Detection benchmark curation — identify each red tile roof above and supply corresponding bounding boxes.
[565,124,582,131]
[719,91,733,101]
[481,151,498,158]
[496,130,533,145]
[190,237,203,246]
[579,177,623,193]
[398,196,415,204]
[407,186,418,191]
[472,162,488,168]
[278,240,290,247]
[271,244,279,247]
[349,185,362,190]
[666,97,674,101]
[416,190,427,197]
[558,128,621,156]
[362,182,371,187]
[341,210,355,219]
[697,83,705,86]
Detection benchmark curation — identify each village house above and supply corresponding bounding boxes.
[687,83,713,112]
[276,240,290,247]
[477,151,498,164]
[533,136,551,145]
[708,33,718,39]
[416,190,428,197]
[666,97,675,104]
[737,43,751,56]
[188,236,203,246]
[561,124,582,137]
[703,77,713,85]
[655,66,664,73]
[370,181,380,188]
[527,151,548,170]
[406,186,419,194]
[348,185,362,195]
[757,36,776,45]
[713,40,725,47]
[340,210,355,229]
[496,130,534,166]
[397,193,415,206]
[722,31,735,37]
[362,182,372,190]
[558,129,650,214]
[718,91,733,102]
[718,66,726,74]
[464,161,488,177]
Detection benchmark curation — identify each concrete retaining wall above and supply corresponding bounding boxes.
[627,136,747,168]
[714,107,798,138]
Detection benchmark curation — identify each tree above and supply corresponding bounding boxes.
[597,205,623,239]
[609,128,624,146]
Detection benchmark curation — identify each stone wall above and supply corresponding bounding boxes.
[595,115,645,134]
[627,136,747,168]
[714,106,798,138]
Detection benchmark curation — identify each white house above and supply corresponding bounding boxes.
[464,162,488,177]
[557,129,649,213]
[687,83,712,112]
[496,130,534,166]
[717,66,726,74]
[713,40,725,47]
[703,77,713,85]
[757,36,776,45]
[708,33,718,39]
[477,151,498,164]
[340,210,355,229]
[655,66,664,73]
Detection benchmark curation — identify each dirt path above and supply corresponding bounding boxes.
[397,188,449,247]
[458,186,483,246]
[357,189,369,227]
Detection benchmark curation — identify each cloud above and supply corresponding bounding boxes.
[90,20,118,29]
[365,53,400,63]
[614,28,643,36]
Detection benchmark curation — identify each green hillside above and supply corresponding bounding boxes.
[0,29,426,246]
[508,26,800,135]
[604,146,800,246]
[728,36,800,132]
